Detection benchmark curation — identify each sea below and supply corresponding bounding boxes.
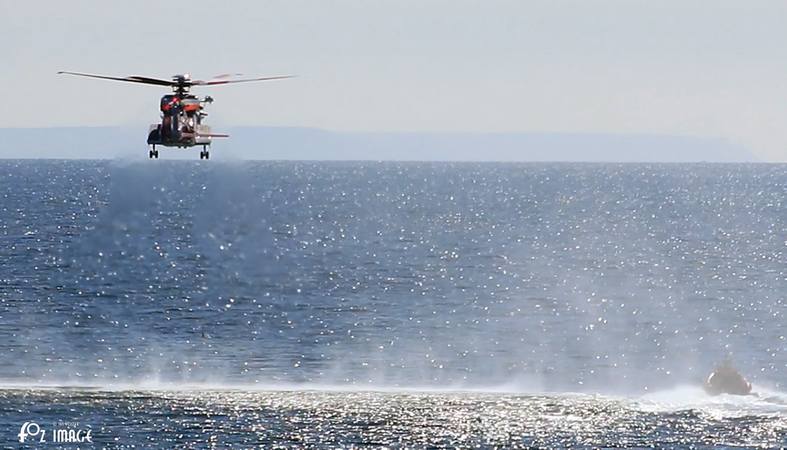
[0,160,784,448]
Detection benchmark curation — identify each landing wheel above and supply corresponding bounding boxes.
[200,149,210,160]
[149,148,159,159]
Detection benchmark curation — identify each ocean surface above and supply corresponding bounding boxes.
[0,160,784,448]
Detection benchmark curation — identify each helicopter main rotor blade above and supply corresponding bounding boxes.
[193,75,295,86]
[58,71,174,87]
[210,73,244,79]
[125,76,177,86]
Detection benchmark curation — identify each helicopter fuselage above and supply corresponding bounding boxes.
[146,94,213,148]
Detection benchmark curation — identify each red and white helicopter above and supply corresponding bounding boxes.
[58,71,292,159]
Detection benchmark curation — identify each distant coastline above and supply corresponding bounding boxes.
[0,126,757,163]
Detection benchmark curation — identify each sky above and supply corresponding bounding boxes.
[1,0,786,161]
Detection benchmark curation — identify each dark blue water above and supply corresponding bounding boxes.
[0,160,784,448]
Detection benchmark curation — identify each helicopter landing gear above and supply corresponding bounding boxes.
[148,147,159,159]
[199,146,210,160]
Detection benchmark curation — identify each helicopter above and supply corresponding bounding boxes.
[57,71,292,159]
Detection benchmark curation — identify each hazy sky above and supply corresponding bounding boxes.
[2,1,786,161]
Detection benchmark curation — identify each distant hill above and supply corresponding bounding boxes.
[0,126,757,162]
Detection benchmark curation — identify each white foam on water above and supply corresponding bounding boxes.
[635,384,787,418]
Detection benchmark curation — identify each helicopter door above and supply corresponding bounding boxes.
[161,115,179,141]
